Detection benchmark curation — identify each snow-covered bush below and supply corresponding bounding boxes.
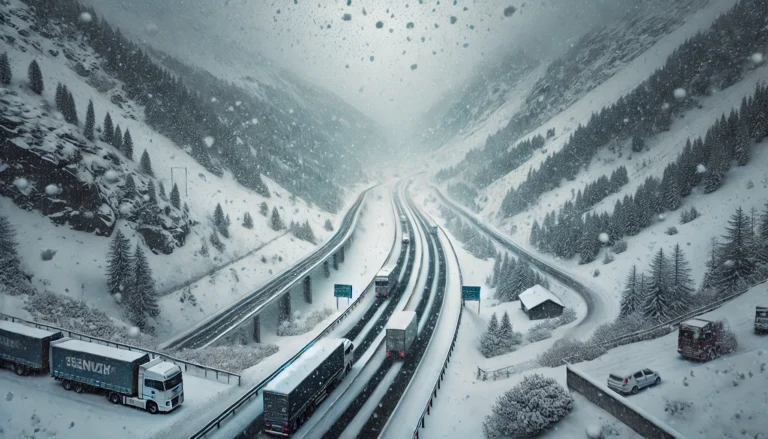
[483,374,573,438]
[40,249,57,261]
[719,323,738,354]
[593,269,600,277]
[664,399,693,418]
[556,308,577,326]
[602,253,614,265]
[173,345,278,372]
[276,308,335,336]
[538,338,606,367]
[527,323,553,342]
[611,240,627,254]
[665,226,678,235]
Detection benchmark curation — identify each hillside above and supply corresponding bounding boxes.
[0,0,361,339]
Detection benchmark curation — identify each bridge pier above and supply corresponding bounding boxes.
[303,275,312,304]
[333,253,339,270]
[279,292,292,323]
[253,314,261,343]
[323,260,330,278]
[339,246,345,263]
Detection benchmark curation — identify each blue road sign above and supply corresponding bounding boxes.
[334,284,353,298]
[462,286,481,301]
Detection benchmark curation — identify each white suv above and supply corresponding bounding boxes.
[607,368,661,395]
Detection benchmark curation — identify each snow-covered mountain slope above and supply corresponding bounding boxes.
[421,0,731,177]
[0,0,357,336]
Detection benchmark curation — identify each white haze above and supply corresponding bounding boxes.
[84,0,639,137]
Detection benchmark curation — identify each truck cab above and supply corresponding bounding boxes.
[402,233,410,244]
[677,318,726,361]
[127,358,184,413]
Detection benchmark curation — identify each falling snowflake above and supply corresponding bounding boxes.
[127,327,141,338]
[658,214,666,221]
[673,88,687,99]
[143,195,150,202]
[251,118,258,124]
[696,164,707,173]
[45,184,60,195]
[723,260,735,267]
[79,12,92,23]
[661,102,670,110]
[204,136,215,147]
[751,53,764,65]
[598,233,609,243]
[119,204,132,215]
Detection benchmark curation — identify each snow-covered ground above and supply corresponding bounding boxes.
[419,269,768,439]
[0,371,228,439]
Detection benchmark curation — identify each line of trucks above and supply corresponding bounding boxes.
[263,311,417,436]
[0,320,184,414]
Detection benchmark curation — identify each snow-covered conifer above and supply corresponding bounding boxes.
[106,229,132,297]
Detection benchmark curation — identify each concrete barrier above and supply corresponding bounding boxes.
[566,365,686,439]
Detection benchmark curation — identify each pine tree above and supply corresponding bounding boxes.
[734,121,750,166]
[624,198,640,236]
[124,174,136,198]
[55,83,65,111]
[662,164,681,211]
[669,244,694,315]
[140,150,154,176]
[530,220,540,247]
[303,220,316,244]
[717,207,756,292]
[102,113,114,143]
[213,203,229,238]
[84,100,95,141]
[480,313,502,358]
[243,212,254,229]
[106,229,132,297]
[753,108,767,141]
[271,207,285,231]
[491,255,501,287]
[701,238,719,290]
[123,129,134,160]
[170,183,181,209]
[259,202,269,217]
[27,60,43,94]
[643,248,673,322]
[499,311,517,349]
[0,52,11,85]
[66,90,78,125]
[578,218,599,264]
[146,180,158,205]
[157,181,167,201]
[0,215,26,291]
[127,245,160,328]
[619,265,641,318]
[113,125,123,151]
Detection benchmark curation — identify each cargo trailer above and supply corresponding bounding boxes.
[386,311,417,359]
[0,320,63,375]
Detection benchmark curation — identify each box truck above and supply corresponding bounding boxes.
[386,311,417,359]
[375,263,398,298]
[0,320,63,375]
[50,338,184,413]
[263,338,354,436]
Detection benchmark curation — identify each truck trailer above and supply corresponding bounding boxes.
[0,320,63,375]
[263,338,354,436]
[50,338,184,413]
[756,306,768,334]
[386,311,417,359]
[375,263,398,298]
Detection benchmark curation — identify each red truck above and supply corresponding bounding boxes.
[677,318,736,361]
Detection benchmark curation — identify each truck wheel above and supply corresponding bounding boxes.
[14,363,26,376]
[708,349,717,361]
[62,380,73,391]
[74,383,85,394]
[146,401,159,414]
[108,393,121,404]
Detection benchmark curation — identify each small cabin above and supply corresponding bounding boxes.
[519,285,564,320]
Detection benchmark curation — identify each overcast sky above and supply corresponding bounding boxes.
[86,0,635,134]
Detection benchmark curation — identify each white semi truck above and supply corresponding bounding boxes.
[386,311,417,359]
[50,338,184,413]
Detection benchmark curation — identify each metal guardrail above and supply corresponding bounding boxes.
[409,207,465,439]
[0,313,242,386]
[188,185,400,439]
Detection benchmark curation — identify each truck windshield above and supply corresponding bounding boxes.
[163,372,183,390]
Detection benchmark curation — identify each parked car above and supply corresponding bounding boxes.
[607,368,661,395]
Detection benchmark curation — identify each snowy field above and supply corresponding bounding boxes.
[0,371,228,439]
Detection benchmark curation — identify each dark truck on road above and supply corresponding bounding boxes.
[50,338,184,413]
[0,320,63,375]
[263,338,354,436]
[678,318,736,361]
[756,306,768,334]
[386,311,417,359]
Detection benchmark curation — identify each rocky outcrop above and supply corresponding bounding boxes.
[0,90,189,253]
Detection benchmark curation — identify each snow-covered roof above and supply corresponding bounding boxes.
[53,339,148,363]
[681,318,710,329]
[519,285,564,309]
[146,360,181,379]
[0,320,61,339]
[387,311,416,331]
[264,338,343,394]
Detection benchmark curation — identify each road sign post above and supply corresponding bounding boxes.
[461,286,481,313]
[334,284,353,310]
